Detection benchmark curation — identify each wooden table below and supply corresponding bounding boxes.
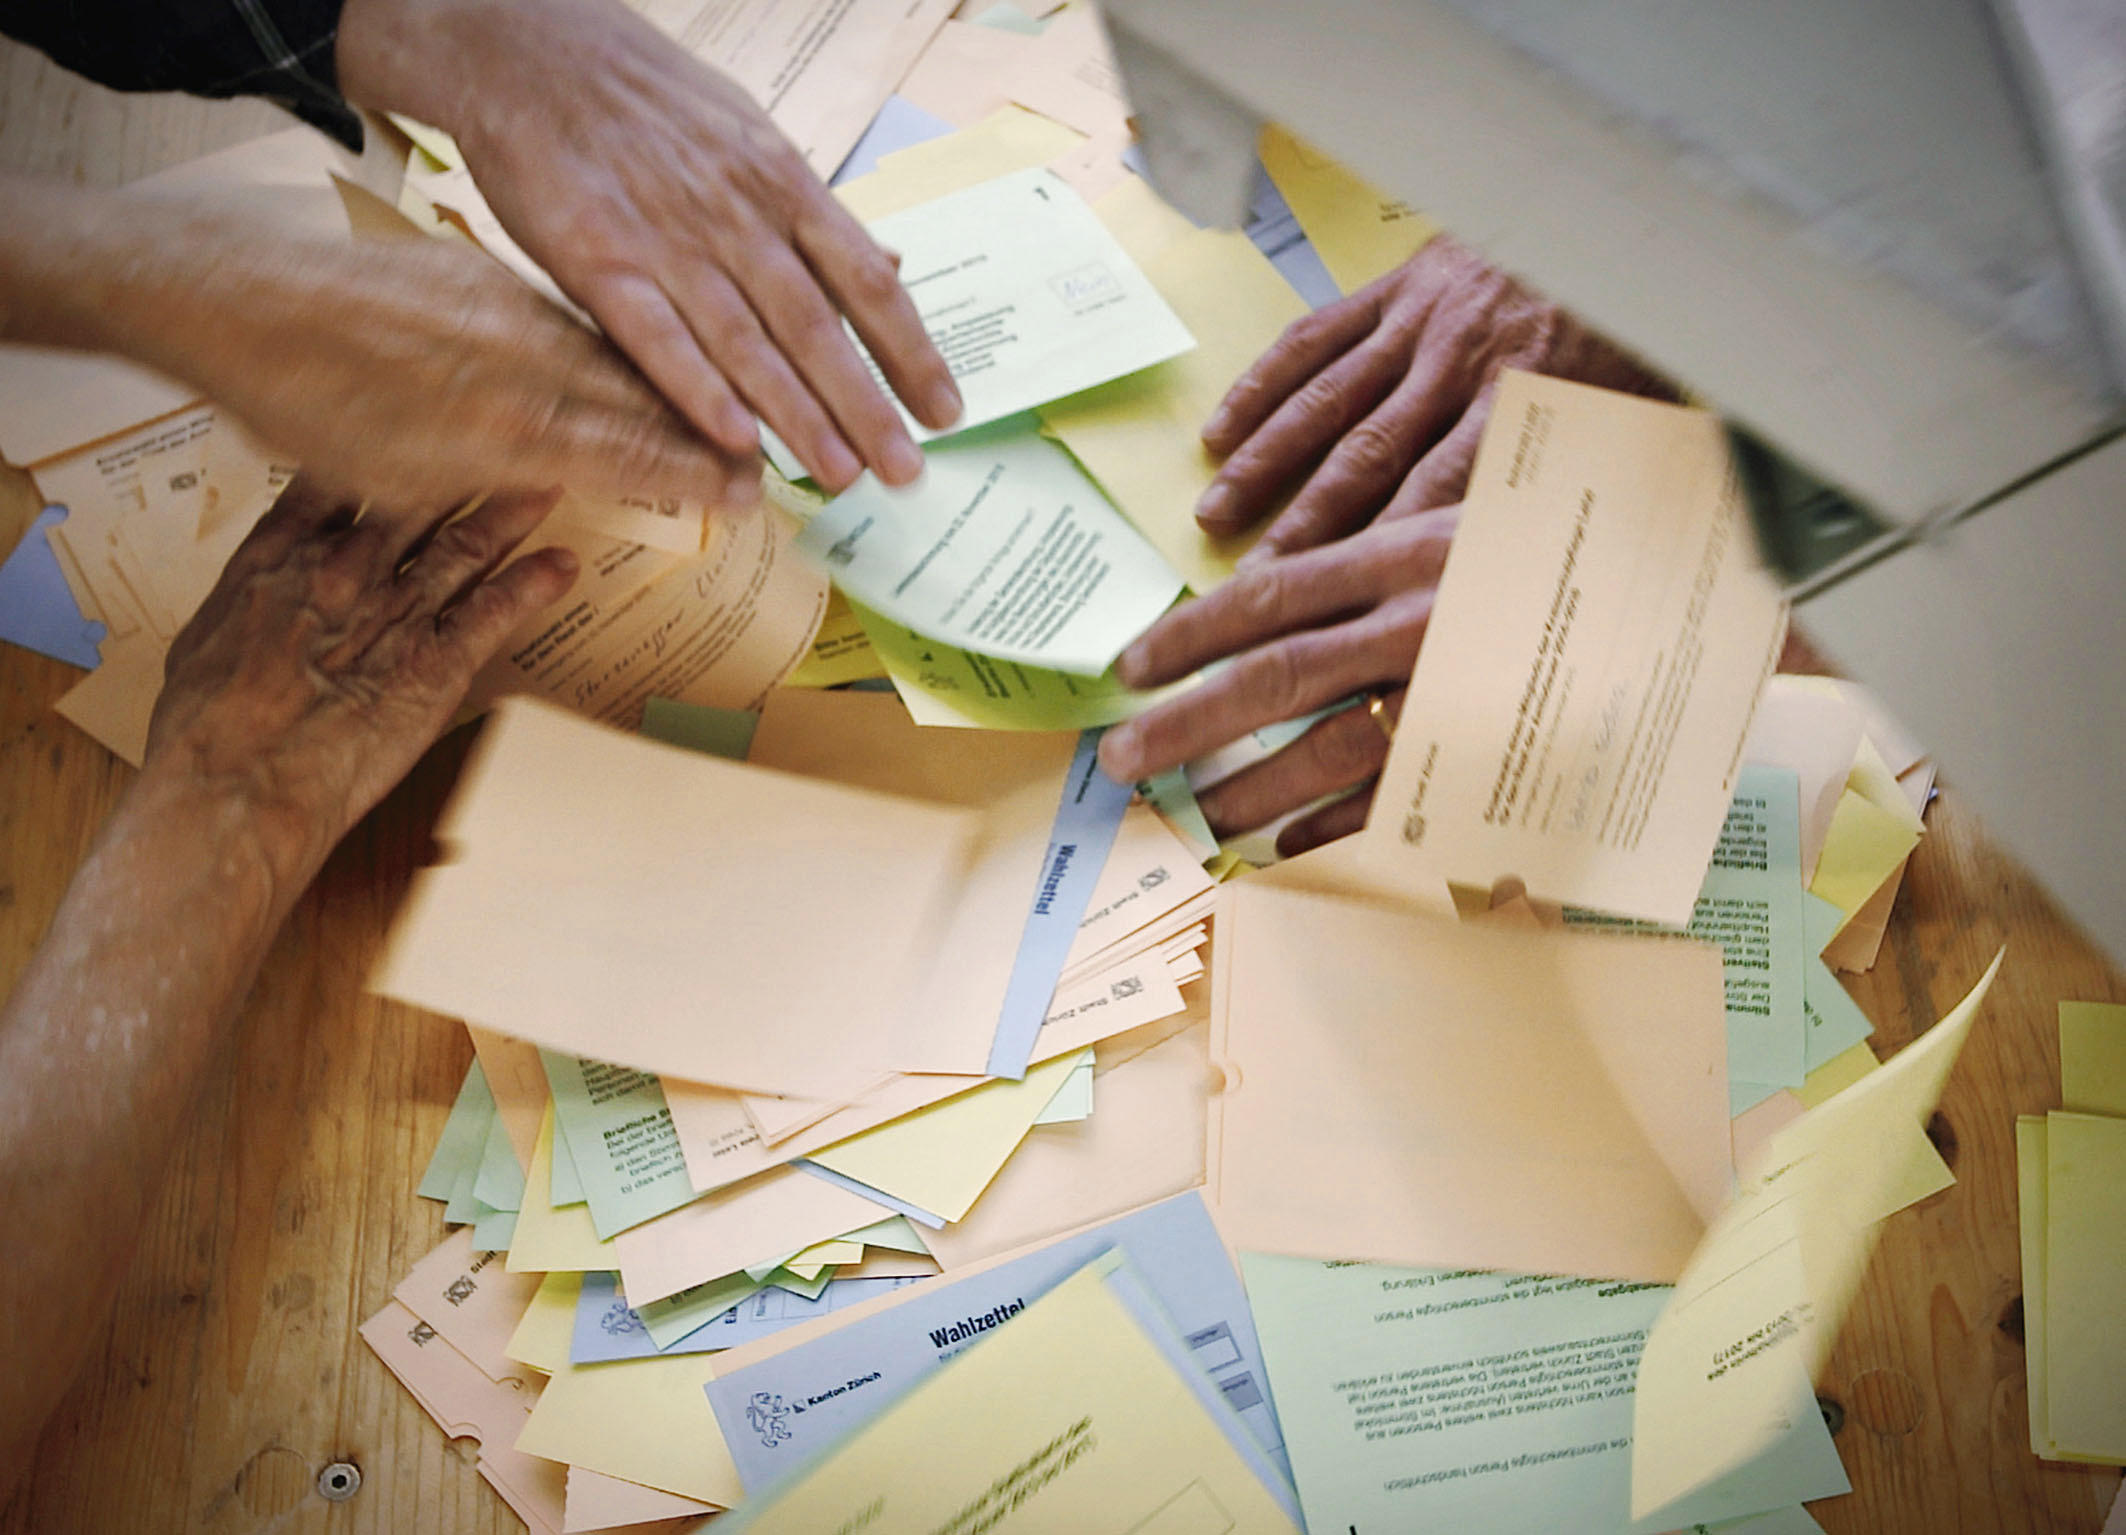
[1,43,2120,1535]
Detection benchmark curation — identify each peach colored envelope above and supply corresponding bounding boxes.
[1207,882,1732,1284]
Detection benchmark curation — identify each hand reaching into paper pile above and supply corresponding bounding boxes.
[0,475,574,1497]
[146,476,581,884]
[338,0,963,493]
[1097,508,1459,855]
[1192,235,1671,562]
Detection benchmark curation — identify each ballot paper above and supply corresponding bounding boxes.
[372,697,987,1099]
[638,0,956,175]
[795,418,1183,676]
[394,1228,547,1385]
[1209,882,1734,1285]
[571,1271,920,1362]
[564,1467,715,1534]
[515,1345,744,1508]
[710,1257,1299,1533]
[854,599,1156,728]
[1241,1256,1843,1535]
[613,1163,894,1305]
[1039,222,1312,594]
[704,1191,1285,1492]
[2045,1111,2126,1462]
[1629,952,2002,1525]
[541,1052,697,1240]
[1365,371,1789,928]
[462,506,828,733]
[1255,124,1440,296]
[853,167,1193,444]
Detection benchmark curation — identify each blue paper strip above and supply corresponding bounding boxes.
[984,727,1135,1078]
[0,506,106,669]
[794,1160,945,1230]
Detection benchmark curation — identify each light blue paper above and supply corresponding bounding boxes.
[830,94,954,187]
[1242,162,1342,311]
[1801,893,1876,1071]
[793,1160,945,1230]
[704,1191,1288,1493]
[985,727,1135,1077]
[0,507,107,668]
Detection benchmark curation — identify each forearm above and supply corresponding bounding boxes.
[0,768,312,1498]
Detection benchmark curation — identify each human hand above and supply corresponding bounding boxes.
[143,477,579,886]
[122,218,754,510]
[1194,236,1671,561]
[339,0,963,494]
[1097,507,1458,856]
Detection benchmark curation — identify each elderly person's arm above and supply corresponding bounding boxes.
[0,480,575,1501]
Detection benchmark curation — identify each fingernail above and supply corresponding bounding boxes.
[818,438,863,491]
[880,433,926,487]
[1202,408,1232,445]
[549,548,580,577]
[1196,483,1233,528]
[926,380,964,428]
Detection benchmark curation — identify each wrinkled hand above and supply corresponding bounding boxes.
[136,225,751,510]
[341,0,962,494]
[1195,236,1671,561]
[144,477,578,886]
[1097,508,1458,856]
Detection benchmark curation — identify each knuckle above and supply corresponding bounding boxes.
[1240,643,1308,721]
[430,515,495,573]
[1295,368,1352,423]
[1330,417,1407,483]
[844,249,905,306]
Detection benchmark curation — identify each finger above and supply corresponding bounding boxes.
[226,474,363,574]
[1275,785,1377,857]
[1116,519,1444,689]
[433,545,582,679]
[1102,609,1419,781]
[669,261,863,492]
[398,488,566,618]
[1201,284,1383,456]
[1195,332,1413,538]
[577,268,761,458]
[738,231,925,485]
[518,394,762,508]
[1377,388,1492,519]
[796,197,961,434]
[1195,701,1393,837]
[1240,330,1479,561]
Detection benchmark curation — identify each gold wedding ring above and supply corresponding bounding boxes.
[1365,690,1396,743]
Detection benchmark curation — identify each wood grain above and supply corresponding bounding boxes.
[0,30,2119,1535]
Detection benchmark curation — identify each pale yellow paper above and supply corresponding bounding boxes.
[719,1260,1298,1533]
[1629,952,2001,1521]
[808,1050,1087,1221]
[372,698,982,1098]
[2046,1111,2126,1462]
[506,1270,584,1373]
[781,587,886,688]
[613,1164,891,1305]
[516,1351,744,1508]
[1039,225,1307,593]
[1794,1040,1879,1108]
[562,1467,716,1533]
[1210,883,1733,1283]
[1257,123,1438,295]
[2059,1001,2126,1116]
[505,1111,617,1274]
[1743,675,1869,884]
[1365,371,1789,927]
[783,1238,865,1270]
[1808,789,1921,922]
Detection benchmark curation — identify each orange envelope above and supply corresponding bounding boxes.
[371,698,981,1099]
[1207,883,1733,1283]
[746,688,1081,1076]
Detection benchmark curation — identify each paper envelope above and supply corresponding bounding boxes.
[1206,883,1733,1283]
[371,698,982,1099]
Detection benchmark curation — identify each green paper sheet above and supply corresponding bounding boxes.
[419,1059,496,1203]
[542,1050,701,1240]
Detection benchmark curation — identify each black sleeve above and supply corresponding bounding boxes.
[0,0,364,149]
